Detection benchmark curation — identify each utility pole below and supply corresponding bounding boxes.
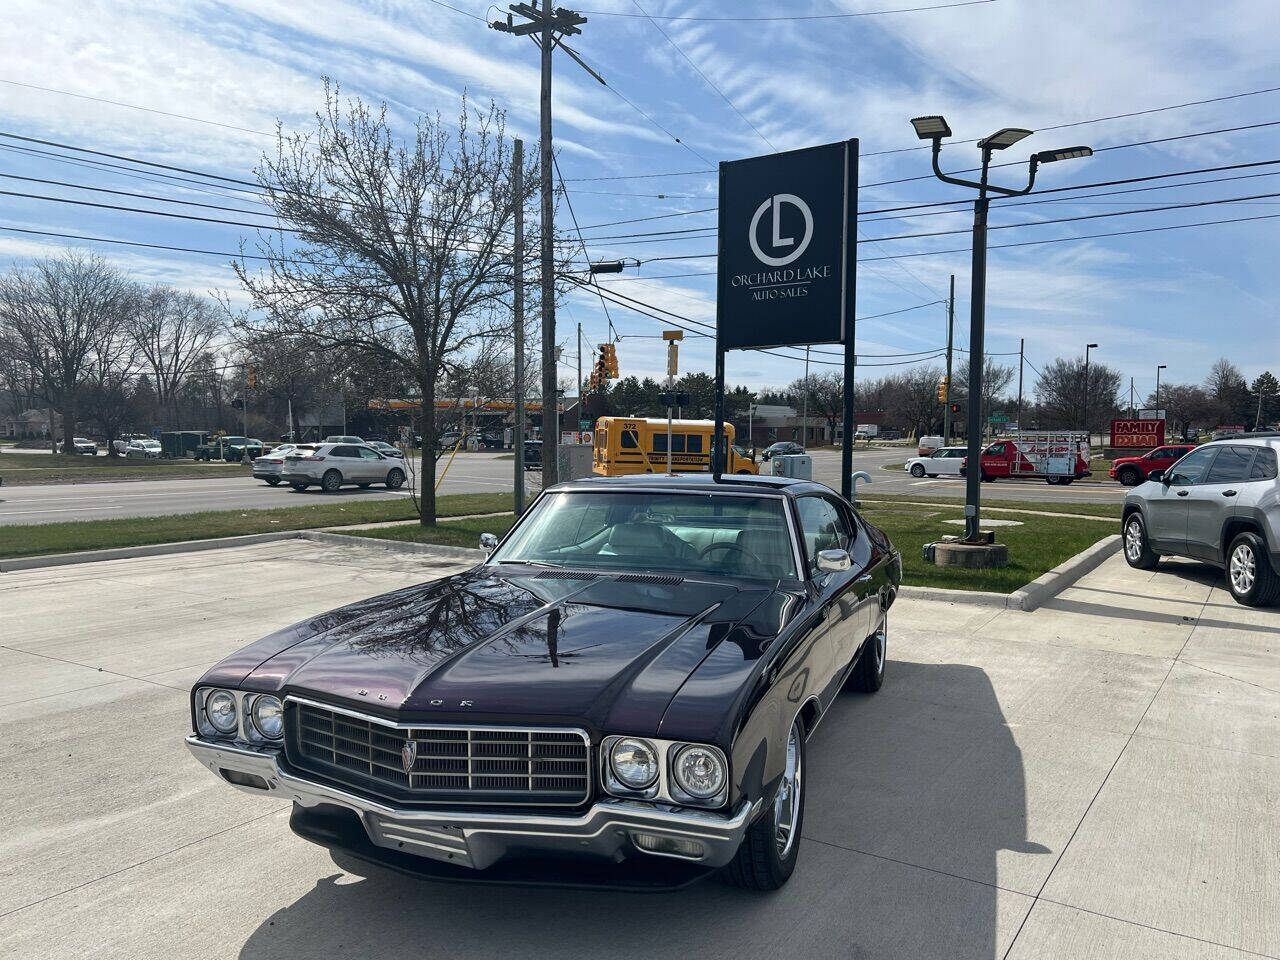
[801,345,810,447]
[1129,377,1136,418]
[513,137,525,513]
[492,2,590,487]
[1016,337,1024,430]
[576,322,582,432]
[944,274,955,443]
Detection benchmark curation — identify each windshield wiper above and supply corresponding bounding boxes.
[493,559,564,568]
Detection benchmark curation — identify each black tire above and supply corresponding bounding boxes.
[1122,512,1160,570]
[1225,531,1280,607]
[848,620,887,693]
[386,468,405,490]
[321,470,342,493]
[735,469,752,475]
[1117,466,1142,487]
[724,718,805,891]
[264,478,281,486]
[290,482,309,491]
[1046,475,1062,485]
[981,472,994,483]
[909,463,926,478]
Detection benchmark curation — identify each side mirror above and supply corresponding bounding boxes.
[816,549,852,573]
[1147,469,1165,483]
[479,533,499,555]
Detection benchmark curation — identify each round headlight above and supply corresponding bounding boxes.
[673,744,726,799]
[609,738,659,789]
[205,690,238,735]
[250,695,284,740]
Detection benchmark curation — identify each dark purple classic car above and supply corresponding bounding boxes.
[186,474,901,889]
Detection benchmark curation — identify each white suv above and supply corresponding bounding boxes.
[280,443,407,493]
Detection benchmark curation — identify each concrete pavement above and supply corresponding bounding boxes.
[1,540,1274,959]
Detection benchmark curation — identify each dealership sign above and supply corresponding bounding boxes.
[1110,418,1165,448]
[716,140,858,349]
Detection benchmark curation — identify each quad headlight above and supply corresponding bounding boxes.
[204,689,239,735]
[609,738,659,789]
[250,695,284,740]
[672,744,726,800]
[601,736,728,808]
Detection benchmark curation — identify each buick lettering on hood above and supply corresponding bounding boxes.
[187,474,900,889]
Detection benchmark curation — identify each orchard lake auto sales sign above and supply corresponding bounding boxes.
[717,140,858,350]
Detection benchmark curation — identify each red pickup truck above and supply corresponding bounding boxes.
[1108,443,1196,486]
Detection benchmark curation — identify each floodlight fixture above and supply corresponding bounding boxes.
[1032,145,1094,163]
[977,127,1033,151]
[910,115,952,140]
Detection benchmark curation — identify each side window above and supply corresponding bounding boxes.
[1204,446,1254,483]
[686,434,704,453]
[796,497,852,575]
[358,447,381,460]
[653,433,667,453]
[1249,447,1278,480]
[986,443,1006,456]
[621,430,638,449]
[671,434,686,453]
[1165,446,1218,486]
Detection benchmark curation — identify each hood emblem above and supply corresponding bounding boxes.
[401,739,417,774]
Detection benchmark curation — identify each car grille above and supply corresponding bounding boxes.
[288,701,591,806]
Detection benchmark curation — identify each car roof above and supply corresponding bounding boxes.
[545,472,830,497]
[1202,434,1280,449]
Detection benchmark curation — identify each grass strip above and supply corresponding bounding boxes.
[0,492,515,560]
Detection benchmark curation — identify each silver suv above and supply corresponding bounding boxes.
[280,442,407,493]
[1122,435,1280,606]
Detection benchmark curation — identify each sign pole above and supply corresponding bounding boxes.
[840,140,859,501]
[713,160,727,480]
[713,344,726,478]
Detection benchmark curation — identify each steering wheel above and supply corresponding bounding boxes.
[699,541,759,568]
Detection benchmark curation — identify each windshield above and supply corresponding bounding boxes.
[491,491,797,580]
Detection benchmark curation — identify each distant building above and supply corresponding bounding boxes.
[4,408,59,439]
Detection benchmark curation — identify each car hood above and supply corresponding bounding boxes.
[199,566,802,740]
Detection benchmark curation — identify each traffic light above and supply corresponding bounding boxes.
[600,343,619,379]
[936,377,948,403]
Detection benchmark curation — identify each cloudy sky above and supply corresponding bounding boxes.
[0,0,1277,397]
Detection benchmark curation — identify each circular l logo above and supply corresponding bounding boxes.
[749,193,814,267]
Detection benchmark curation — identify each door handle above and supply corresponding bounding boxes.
[1177,490,1189,496]
[1222,490,1237,497]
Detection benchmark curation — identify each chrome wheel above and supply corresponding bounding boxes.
[1124,518,1144,562]
[1230,543,1256,594]
[773,722,803,859]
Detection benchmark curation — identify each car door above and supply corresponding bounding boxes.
[1186,445,1255,561]
[329,445,360,480]
[983,442,1011,478]
[794,495,866,705]
[1147,446,1219,553]
[356,445,385,481]
[938,449,963,475]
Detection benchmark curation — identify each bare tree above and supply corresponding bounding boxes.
[235,86,539,525]
[0,252,136,452]
[953,357,1015,422]
[787,371,844,437]
[1034,356,1121,432]
[131,286,222,428]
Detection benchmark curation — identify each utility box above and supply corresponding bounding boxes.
[557,443,594,482]
[771,453,812,480]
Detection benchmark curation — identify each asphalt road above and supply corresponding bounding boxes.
[3,540,1275,959]
[0,447,1124,526]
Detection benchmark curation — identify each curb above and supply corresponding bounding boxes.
[896,534,1121,612]
[1007,534,1121,612]
[0,531,302,572]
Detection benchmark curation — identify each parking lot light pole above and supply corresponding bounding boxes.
[1083,343,1098,444]
[1155,364,1166,418]
[909,115,1092,543]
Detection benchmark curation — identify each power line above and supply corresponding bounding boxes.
[580,206,716,229]
[553,154,618,341]
[580,0,996,21]
[629,0,778,152]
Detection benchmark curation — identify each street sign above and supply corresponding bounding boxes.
[578,419,591,431]
[987,412,1008,424]
[1111,418,1165,448]
[1138,408,1166,420]
[716,140,858,349]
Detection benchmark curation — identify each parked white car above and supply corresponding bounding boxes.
[905,445,967,478]
[280,442,407,492]
[124,439,162,459]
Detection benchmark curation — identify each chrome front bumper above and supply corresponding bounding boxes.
[186,736,757,871]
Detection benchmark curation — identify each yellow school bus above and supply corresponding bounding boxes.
[592,417,759,476]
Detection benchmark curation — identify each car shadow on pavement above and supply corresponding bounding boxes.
[239,663,1031,960]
